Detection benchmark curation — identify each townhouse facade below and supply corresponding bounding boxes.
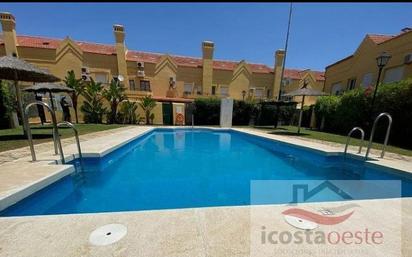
[0,12,325,124]
[325,28,412,95]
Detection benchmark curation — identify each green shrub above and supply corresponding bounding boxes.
[0,80,16,129]
[278,104,296,125]
[232,100,256,125]
[193,97,220,125]
[314,78,412,149]
[81,78,107,124]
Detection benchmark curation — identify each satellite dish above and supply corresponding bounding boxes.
[117,75,124,82]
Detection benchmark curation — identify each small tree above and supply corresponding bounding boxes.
[103,78,126,124]
[0,80,17,129]
[139,96,157,125]
[118,100,139,124]
[64,70,84,123]
[80,78,107,124]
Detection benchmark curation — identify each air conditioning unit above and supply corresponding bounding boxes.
[81,67,90,81]
[137,62,145,69]
[404,53,412,64]
[81,67,90,74]
[81,74,90,81]
[137,70,145,77]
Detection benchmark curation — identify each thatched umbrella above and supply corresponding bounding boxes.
[0,56,60,131]
[284,81,328,134]
[24,83,74,111]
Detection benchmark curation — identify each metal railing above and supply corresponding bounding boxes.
[24,101,65,164]
[344,127,365,156]
[191,114,194,129]
[365,112,393,160]
[57,121,82,161]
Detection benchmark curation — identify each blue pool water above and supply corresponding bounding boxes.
[2,128,412,216]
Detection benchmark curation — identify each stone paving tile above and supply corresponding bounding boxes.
[0,126,134,164]
[245,127,412,162]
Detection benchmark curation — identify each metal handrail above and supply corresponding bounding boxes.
[192,114,194,129]
[344,127,365,156]
[365,112,393,159]
[57,121,82,160]
[24,101,65,164]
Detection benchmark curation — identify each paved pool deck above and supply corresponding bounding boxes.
[0,126,412,256]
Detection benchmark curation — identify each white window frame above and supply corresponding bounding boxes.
[254,88,264,98]
[361,73,373,88]
[184,82,194,94]
[94,72,108,84]
[331,82,343,95]
[383,66,404,83]
[220,85,229,97]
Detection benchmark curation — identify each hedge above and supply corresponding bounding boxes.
[314,78,412,149]
[193,97,297,126]
[0,81,15,129]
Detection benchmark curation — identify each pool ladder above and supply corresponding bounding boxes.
[24,101,83,164]
[344,127,365,156]
[365,112,392,160]
[343,112,392,160]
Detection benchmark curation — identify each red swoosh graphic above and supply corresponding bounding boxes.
[282,208,354,225]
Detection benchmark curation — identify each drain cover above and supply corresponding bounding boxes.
[284,215,318,230]
[89,224,127,246]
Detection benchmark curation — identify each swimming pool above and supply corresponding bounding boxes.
[1,128,412,216]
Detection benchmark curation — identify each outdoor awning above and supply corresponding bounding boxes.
[0,56,60,82]
[23,83,74,93]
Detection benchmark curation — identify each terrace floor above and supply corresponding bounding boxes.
[0,126,412,256]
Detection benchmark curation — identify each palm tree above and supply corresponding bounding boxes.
[64,70,84,123]
[103,78,126,124]
[139,95,157,125]
[80,78,107,124]
[119,100,139,124]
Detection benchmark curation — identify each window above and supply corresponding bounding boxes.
[266,89,271,98]
[212,86,216,95]
[196,85,202,95]
[140,80,151,91]
[361,73,373,88]
[383,66,404,83]
[347,78,356,90]
[220,86,229,97]
[331,82,343,95]
[184,83,193,95]
[129,80,136,91]
[95,73,107,84]
[255,88,264,98]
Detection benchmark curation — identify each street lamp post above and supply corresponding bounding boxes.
[370,52,391,113]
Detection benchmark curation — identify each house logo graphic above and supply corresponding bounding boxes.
[282,181,359,230]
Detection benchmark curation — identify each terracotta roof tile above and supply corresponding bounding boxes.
[126,50,162,63]
[367,34,394,44]
[0,34,325,80]
[284,68,325,81]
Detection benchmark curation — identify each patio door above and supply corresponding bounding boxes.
[162,102,173,125]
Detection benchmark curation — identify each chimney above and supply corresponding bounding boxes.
[202,41,214,95]
[113,24,128,87]
[272,49,285,100]
[0,12,18,57]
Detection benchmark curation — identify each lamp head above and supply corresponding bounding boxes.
[376,52,391,68]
